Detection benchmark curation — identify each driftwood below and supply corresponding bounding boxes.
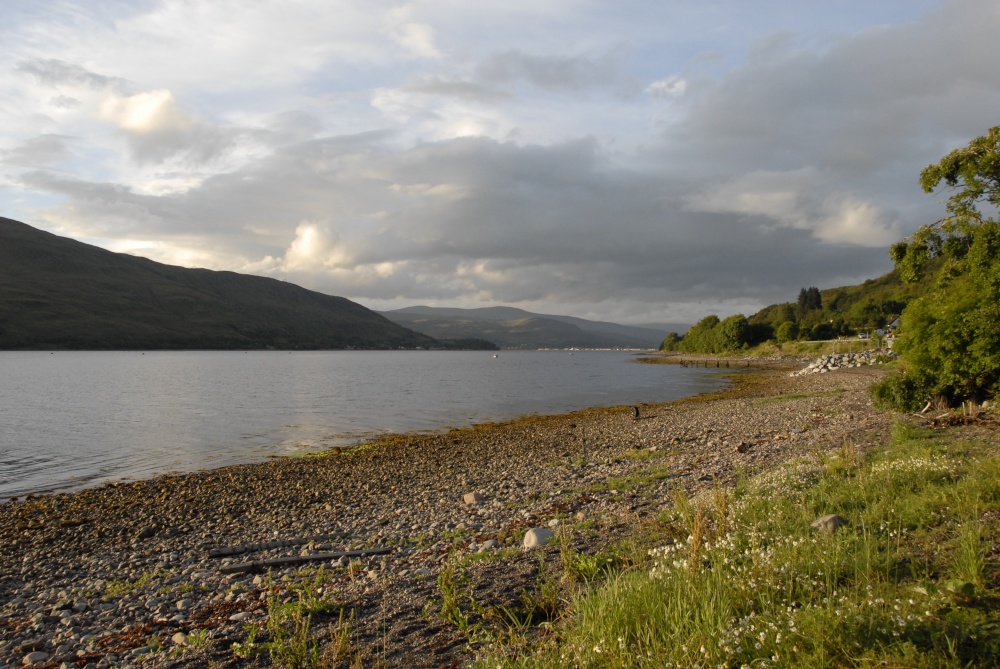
[208,533,345,558]
[219,547,393,575]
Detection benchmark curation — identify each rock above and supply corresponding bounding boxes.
[229,611,251,622]
[171,632,187,646]
[811,514,849,533]
[479,539,499,551]
[136,526,155,540]
[547,518,561,528]
[463,492,483,505]
[522,527,554,549]
[735,442,753,453]
[413,568,431,577]
[176,599,193,611]
[22,652,50,665]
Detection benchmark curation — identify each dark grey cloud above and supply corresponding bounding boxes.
[18,132,895,316]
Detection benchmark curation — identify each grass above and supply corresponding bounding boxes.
[754,388,847,405]
[231,568,343,668]
[472,418,1000,668]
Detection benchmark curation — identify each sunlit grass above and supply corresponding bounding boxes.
[474,420,1000,668]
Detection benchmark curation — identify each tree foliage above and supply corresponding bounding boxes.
[660,313,771,354]
[876,126,1000,406]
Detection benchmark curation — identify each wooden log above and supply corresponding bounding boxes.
[208,533,344,558]
[219,547,393,574]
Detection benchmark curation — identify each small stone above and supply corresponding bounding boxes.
[22,652,50,665]
[522,527,554,549]
[412,568,431,577]
[171,633,187,646]
[229,611,251,622]
[811,514,849,533]
[479,539,499,551]
[735,442,753,454]
[547,518,561,528]
[136,526,155,540]
[176,599,193,611]
[463,492,483,505]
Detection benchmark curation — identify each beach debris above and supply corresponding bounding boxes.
[523,527,554,549]
[811,514,849,533]
[207,532,345,558]
[219,547,393,574]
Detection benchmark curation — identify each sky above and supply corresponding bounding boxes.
[1,0,998,325]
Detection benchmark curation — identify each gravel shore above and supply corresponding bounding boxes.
[1,361,894,669]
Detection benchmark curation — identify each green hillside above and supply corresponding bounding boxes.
[0,217,495,351]
[661,262,939,354]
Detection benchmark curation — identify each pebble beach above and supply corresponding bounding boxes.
[0,357,896,669]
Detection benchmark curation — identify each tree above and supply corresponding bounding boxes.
[775,321,798,343]
[717,314,750,351]
[797,287,822,314]
[678,315,720,353]
[660,332,682,351]
[876,126,1000,407]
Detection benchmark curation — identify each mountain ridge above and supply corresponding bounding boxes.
[380,305,687,349]
[0,217,495,351]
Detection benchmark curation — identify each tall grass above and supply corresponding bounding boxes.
[476,421,1000,668]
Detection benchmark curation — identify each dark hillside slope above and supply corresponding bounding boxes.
[0,217,482,350]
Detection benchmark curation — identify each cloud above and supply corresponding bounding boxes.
[17,58,131,92]
[646,76,687,98]
[14,132,894,321]
[1,134,74,168]
[99,89,238,165]
[403,77,510,103]
[475,50,621,91]
[687,167,902,247]
[384,4,442,60]
[4,0,1000,324]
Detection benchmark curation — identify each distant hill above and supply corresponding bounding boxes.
[379,305,678,349]
[0,217,495,350]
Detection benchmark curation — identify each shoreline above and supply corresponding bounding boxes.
[0,363,895,668]
[0,349,727,503]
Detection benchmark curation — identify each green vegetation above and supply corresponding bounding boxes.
[660,273,927,353]
[471,421,1000,668]
[231,568,342,668]
[873,126,1000,408]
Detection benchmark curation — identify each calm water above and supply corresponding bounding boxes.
[0,350,727,499]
